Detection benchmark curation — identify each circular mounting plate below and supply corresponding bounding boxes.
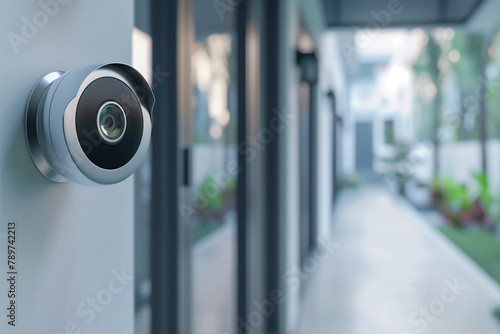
[25,71,67,183]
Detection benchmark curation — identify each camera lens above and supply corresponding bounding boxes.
[97,101,127,144]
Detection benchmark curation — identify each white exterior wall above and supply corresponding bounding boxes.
[440,140,500,192]
[412,139,500,194]
[0,1,134,333]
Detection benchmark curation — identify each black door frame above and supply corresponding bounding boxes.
[151,0,192,333]
[297,50,319,258]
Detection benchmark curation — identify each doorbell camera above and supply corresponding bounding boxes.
[25,63,155,185]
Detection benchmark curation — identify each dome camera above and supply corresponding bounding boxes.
[25,63,155,185]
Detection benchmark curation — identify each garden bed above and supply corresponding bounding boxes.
[439,225,500,321]
[439,226,500,285]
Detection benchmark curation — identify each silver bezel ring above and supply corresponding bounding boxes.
[25,71,67,183]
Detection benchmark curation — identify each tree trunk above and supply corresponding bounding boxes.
[479,45,488,175]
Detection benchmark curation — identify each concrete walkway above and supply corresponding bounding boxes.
[134,219,236,334]
[298,186,500,334]
[192,219,236,334]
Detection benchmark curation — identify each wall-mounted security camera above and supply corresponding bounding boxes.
[25,63,155,185]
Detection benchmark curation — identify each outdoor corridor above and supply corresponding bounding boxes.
[298,186,500,334]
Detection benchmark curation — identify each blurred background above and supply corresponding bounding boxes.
[132,0,500,333]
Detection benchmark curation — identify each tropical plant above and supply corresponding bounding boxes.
[471,172,492,223]
[440,176,474,227]
[194,175,236,222]
[338,173,362,190]
[378,143,413,196]
[448,32,484,141]
[413,33,443,141]
[486,24,500,139]
[435,172,500,229]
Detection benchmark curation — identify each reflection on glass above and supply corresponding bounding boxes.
[191,33,238,334]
